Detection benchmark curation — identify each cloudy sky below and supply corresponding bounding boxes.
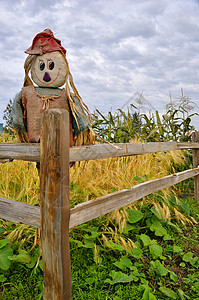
[0,0,199,128]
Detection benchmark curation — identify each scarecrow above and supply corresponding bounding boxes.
[12,29,94,147]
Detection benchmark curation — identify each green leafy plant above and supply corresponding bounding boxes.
[92,90,198,143]
[0,239,13,270]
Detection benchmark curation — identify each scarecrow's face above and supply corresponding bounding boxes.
[31,51,67,88]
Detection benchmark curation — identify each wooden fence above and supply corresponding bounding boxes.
[0,108,199,299]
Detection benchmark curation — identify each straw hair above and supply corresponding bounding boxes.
[24,55,37,87]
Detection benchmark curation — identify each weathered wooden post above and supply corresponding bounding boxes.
[192,131,199,202]
[40,108,71,299]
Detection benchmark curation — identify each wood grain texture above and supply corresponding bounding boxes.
[1,168,199,230]
[40,108,71,300]
[0,197,40,227]
[1,142,199,163]
[192,132,199,202]
[0,143,40,162]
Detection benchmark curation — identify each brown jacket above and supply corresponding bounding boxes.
[22,86,74,146]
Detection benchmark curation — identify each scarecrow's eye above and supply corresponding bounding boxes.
[48,61,55,70]
[39,61,45,71]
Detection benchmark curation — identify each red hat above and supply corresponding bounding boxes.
[25,29,66,55]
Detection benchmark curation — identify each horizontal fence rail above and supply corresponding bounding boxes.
[0,143,40,162]
[0,197,40,227]
[1,167,199,229]
[1,142,199,163]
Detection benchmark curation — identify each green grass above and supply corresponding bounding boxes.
[0,265,43,300]
[1,195,199,299]
[0,131,198,299]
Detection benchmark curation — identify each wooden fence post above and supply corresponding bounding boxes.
[40,108,71,299]
[192,131,199,202]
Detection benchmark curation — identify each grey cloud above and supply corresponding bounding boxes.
[117,18,157,39]
[1,0,199,129]
[140,0,167,16]
[105,46,142,62]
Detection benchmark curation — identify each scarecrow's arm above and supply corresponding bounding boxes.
[12,91,27,133]
[72,96,89,138]
[72,96,95,146]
